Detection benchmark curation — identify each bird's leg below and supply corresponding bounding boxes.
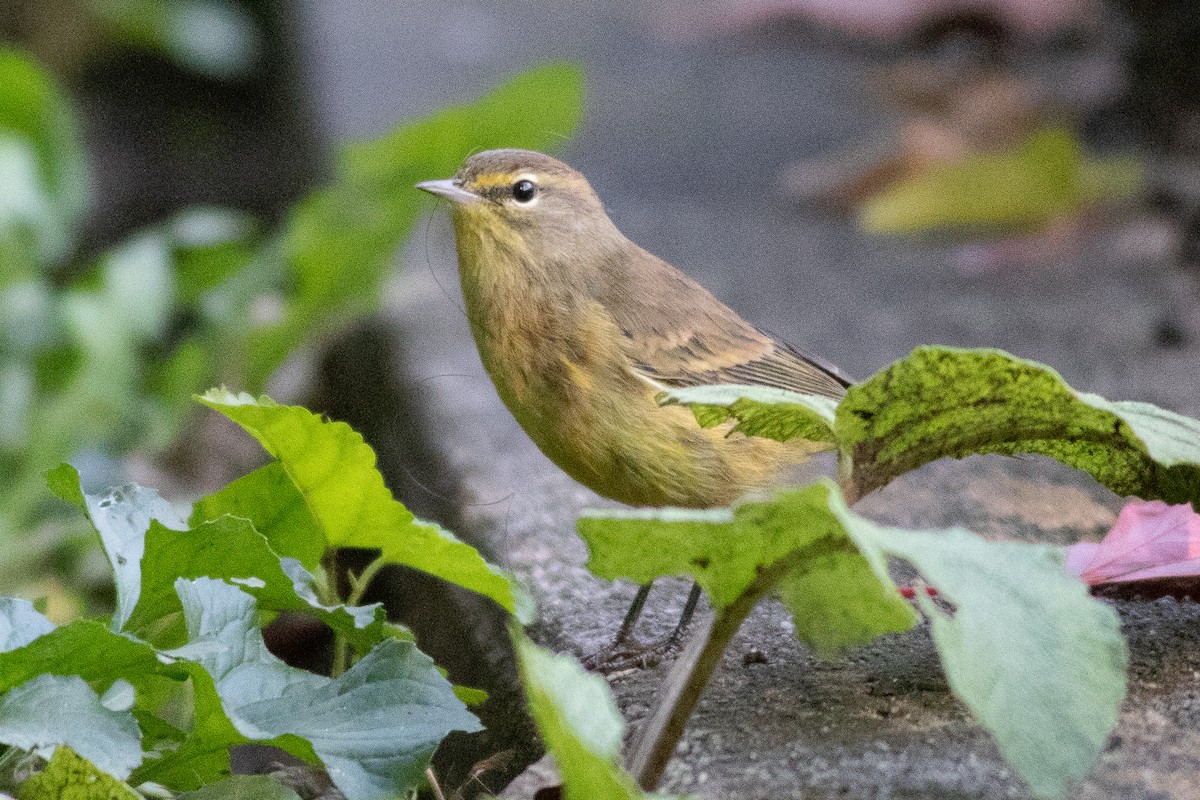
[662,582,703,649]
[584,581,704,673]
[613,582,654,647]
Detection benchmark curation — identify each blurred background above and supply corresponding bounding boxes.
[2,0,1199,793]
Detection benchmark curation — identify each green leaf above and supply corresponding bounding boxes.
[69,475,187,631]
[514,631,688,800]
[168,206,259,306]
[44,463,85,510]
[868,524,1126,799]
[178,775,302,800]
[245,61,584,387]
[171,578,482,800]
[197,389,521,615]
[15,746,140,800]
[190,463,327,570]
[680,347,1200,505]
[860,128,1140,234]
[580,482,915,656]
[0,136,51,277]
[0,48,90,263]
[127,517,403,652]
[128,662,247,791]
[580,480,1126,798]
[0,598,55,651]
[837,347,1200,503]
[659,384,837,445]
[0,620,162,696]
[0,675,143,779]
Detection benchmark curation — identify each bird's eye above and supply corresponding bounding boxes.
[512,179,537,203]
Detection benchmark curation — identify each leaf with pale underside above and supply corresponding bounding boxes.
[171,578,481,800]
[580,479,1127,799]
[0,675,143,780]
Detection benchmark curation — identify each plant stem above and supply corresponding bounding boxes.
[347,554,388,607]
[329,553,388,678]
[626,554,801,789]
[426,767,447,800]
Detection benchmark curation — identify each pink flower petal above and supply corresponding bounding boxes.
[1067,500,1200,585]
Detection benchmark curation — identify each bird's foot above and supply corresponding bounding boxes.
[581,632,685,674]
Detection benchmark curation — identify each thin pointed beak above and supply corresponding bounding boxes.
[416,179,479,205]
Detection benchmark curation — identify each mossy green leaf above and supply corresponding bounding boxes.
[15,746,140,800]
[579,482,916,657]
[197,389,521,614]
[582,478,1126,797]
[660,384,837,445]
[837,346,1200,503]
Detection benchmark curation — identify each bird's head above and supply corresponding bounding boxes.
[417,149,621,264]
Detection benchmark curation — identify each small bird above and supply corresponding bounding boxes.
[418,149,850,665]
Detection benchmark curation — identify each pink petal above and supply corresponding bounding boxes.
[1067,500,1200,585]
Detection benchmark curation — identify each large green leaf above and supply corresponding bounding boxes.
[127,517,405,652]
[0,675,143,780]
[838,347,1200,502]
[197,389,522,615]
[49,465,187,631]
[0,619,163,696]
[580,483,915,656]
[171,578,481,800]
[580,479,1126,798]
[513,631,689,800]
[190,462,324,569]
[672,347,1200,504]
[51,463,407,655]
[868,522,1127,799]
[246,62,584,387]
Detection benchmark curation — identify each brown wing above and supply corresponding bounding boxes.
[596,245,851,400]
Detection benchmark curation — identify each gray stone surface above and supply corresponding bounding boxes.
[302,2,1200,797]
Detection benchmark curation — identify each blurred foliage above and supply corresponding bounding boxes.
[860,128,1142,234]
[0,47,583,605]
[87,0,261,80]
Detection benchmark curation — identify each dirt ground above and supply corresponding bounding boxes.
[295,1,1200,796]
